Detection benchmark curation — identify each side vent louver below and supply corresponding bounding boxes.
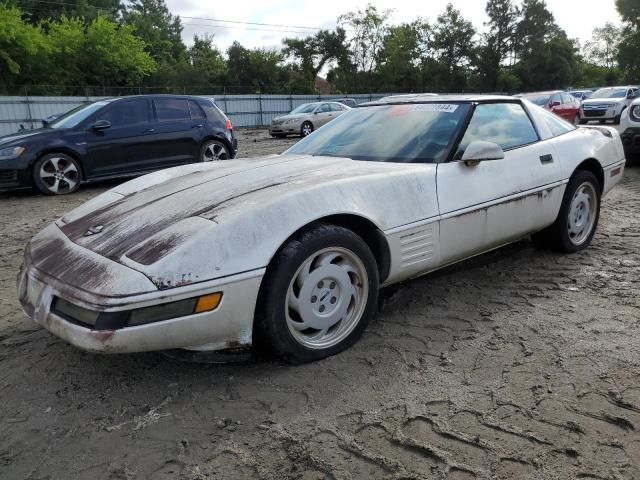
[400,227,434,267]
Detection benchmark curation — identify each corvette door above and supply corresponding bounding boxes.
[437,102,562,265]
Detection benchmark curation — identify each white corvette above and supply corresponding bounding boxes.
[18,95,626,363]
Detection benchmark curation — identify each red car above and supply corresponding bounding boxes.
[519,91,581,124]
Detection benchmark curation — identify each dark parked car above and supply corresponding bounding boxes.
[0,95,238,195]
[335,98,357,108]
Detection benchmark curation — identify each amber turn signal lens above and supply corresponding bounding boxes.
[194,292,222,313]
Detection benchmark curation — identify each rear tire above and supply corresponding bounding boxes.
[200,139,230,161]
[532,170,601,253]
[33,153,81,195]
[255,224,379,363]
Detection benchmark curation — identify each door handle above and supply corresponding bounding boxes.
[192,124,204,129]
[540,154,554,164]
[143,128,155,134]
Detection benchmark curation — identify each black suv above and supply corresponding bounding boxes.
[0,95,238,195]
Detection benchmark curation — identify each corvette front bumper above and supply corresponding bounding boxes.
[18,249,264,354]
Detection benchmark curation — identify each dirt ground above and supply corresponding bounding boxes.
[1,128,639,480]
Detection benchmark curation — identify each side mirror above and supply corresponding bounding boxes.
[91,119,111,131]
[551,101,561,107]
[313,111,319,115]
[459,141,505,166]
[628,92,636,99]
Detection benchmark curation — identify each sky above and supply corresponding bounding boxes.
[169,0,622,53]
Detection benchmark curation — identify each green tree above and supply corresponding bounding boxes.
[584,23,622,69]
[81,15,156,87]
[616,0,640,82]
[185,34,227,87]
[283,28,349,92]
[512,0,580,91]
[13,0,120,24]
[376,21,427,92]
[226,41,288,93]
[338,4,392,73]
[513,0,556,61]
[429,3,476,91]
[0,4,48,84]
[121,0,185,87]
[476,0,518,91]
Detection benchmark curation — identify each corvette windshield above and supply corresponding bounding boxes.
[290,103,316,114]
[591,88,626,99]
[48,101,111,129]
[285,103,471,163]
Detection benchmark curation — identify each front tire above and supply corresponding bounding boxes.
[255,224,379,363]
[33,153,81,195]
[200,139,230,161]
[300,121,314,137]
[533,170,601,253]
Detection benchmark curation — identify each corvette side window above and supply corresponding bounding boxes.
[455,103,539,159]
[539,107,575,137]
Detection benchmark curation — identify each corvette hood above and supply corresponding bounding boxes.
[56,155,396,265]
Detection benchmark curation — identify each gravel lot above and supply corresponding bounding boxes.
[1,128,639,480]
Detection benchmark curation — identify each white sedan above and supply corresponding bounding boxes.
[18,95,626,363]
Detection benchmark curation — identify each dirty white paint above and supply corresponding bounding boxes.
[18,97,627,354]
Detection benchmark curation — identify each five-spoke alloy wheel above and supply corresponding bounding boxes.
[201,140,230,162]
[33,153,81,195]
[256,224,379,363]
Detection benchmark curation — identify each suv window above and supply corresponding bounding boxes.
[155,98,190,121]
[455,103,539,157]
[97,99,150,126]
[188,100,206,120]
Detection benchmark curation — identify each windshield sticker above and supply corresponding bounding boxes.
[411,104,459,113]
[386,105,413,116]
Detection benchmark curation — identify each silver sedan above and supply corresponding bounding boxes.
[269,101,351,137]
